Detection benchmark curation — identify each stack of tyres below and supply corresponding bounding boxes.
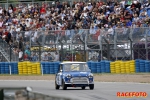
[87,61,91,70]
[120,61,125,73]
[135,59,140,72]
[2,62,6,74]
[129,60,135,73]
[145,61,150,72]
[18,61,41,75]
[110,62,115,73]
[27,62,32,74]
[0,62,5,74]
[41,62,46,74]
[45,62,50,74]
[100,60,106,73]
[90,62,97,73]
[36,62,41,74]
[18,62,23,75]
[96,62,101,73]
[54,62,60,74]
[0,62,1,74]
[50,62,54,74]
[4,62,9,74]
[139,60,145,72]
[105,61,110,73]
[125,61,130,73]
[22,61,28,75]
[10,62,18,74]
[14,62,18,74]
[32,62,37,74]
[115,61,121,73]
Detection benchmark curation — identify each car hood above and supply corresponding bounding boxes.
[63,71,90,77]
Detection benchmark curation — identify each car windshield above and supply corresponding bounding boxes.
[63,63,90,72]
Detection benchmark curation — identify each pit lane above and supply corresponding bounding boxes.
[0,80,150,100]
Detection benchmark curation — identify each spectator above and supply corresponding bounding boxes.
[18,49,23,61]
[54,52,59,61]
[42,53,48,61]
[0,0,149,61]
[48,53,53,62]
[24,47,31,60]
[31,53,38,61]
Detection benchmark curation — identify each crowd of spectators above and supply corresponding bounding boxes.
[0,0,150,61]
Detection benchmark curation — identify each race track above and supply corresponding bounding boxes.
[0,80,150,100]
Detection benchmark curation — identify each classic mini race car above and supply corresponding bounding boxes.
[55,62,94,90]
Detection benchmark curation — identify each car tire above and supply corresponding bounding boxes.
[55,81,60,90]
[81,86,85,90]
[89,84,94,90]
[62,80,67,90]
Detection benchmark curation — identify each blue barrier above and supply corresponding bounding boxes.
[96,62,101,73]
[10,62,18,74]
[0,60,149,75]
[135,59,140,72]
[135,59,150,73]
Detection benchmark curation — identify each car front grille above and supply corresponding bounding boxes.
[71,77,88,84]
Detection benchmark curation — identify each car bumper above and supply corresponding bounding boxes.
[65,84,93,87]
[65,82,94,84]
[64,77,94,85]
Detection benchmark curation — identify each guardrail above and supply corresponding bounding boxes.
[0,87,76,100]
[0,60,149,75]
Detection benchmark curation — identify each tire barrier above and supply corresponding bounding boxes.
[0,60,149,75]
[135,59,150,73]
[9,62,18,74]
[0,62,9,74]
[41,62,60,74]
[18,61,41,75]
[87,60,110,73]
[110,60,135,74]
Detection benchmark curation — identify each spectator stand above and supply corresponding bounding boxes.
[0,0,150,62]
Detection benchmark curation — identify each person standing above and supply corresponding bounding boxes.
[18,49,23,61]
[54,52,59,61]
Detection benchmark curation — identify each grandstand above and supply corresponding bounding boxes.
[0,0,150,62]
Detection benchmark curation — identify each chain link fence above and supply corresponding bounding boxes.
[0,27,150,62]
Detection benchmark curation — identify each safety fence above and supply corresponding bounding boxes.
[0,60,150,75]
[1,27,150,62]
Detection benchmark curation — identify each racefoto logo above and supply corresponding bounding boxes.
[117,92,148,98]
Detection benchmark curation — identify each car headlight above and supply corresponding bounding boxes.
[88,73,93,78]
[66,74,71,78]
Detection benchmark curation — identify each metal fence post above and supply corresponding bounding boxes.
[9,44,11,62]
[145,28,148,60]
[9,65,11,75]
[41,64,43,76]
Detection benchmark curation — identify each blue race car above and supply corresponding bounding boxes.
[55,62,94,90]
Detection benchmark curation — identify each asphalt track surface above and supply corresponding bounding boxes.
[0,80,150,100]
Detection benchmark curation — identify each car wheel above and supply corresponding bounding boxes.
[81,86,85,90]
[89,84,94,90]
[62,80,67,90]
[55,81,60,90]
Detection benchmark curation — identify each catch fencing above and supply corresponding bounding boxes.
[0,27,150,62]
[2,27,150,62]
